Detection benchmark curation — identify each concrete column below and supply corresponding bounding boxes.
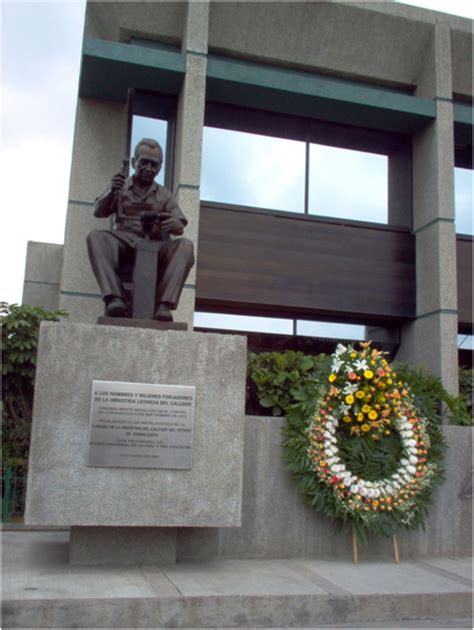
[172,0,210,327]
[58,98,128,322]
[396,23,459,396]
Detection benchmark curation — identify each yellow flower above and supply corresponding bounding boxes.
[368,410,378,420]
[372,500,379,508]
[357,412,364,422]
[345,394,355,405]
[361,424,370,432]
[355,390,365,399]
[364,370,374,379]
[386,378,392,385]
[343,416,352,423]
[328,373,337,382]
[350,352,357,358]
[362,404,371,414]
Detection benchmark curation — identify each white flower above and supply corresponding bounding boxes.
[331,359,344,373]
[343,383,359,395]
[350,485,359,493]
[407,465,417,474]
[354,359,369,371]
[334,343,347,356]
[339,404,351,415]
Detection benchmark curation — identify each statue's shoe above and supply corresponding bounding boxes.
[105,297,128,317]
[154,303,173,321]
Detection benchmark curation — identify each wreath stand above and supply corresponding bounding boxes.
[352,529,400,564]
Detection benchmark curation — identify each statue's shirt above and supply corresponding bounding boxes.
[94,177,187,239]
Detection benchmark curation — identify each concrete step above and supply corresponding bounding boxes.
[2,531,472,628]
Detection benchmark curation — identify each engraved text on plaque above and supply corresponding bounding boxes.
[87,380,195,469]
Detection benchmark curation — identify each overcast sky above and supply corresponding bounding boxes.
[1,0,473,310]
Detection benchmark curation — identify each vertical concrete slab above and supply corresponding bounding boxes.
[172,1,210,328]
[22,242,63,311]
[396,23,459,396]
[59,99,127,322]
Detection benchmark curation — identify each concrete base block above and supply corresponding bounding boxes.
[25,323,247,528]
[69,527,177,566]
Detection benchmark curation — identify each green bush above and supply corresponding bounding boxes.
[248,350,472,426]
[1,302,67,472]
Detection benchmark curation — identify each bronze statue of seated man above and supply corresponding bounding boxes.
[87,138,194,321]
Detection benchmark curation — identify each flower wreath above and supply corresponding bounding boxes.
[285,342,446,541]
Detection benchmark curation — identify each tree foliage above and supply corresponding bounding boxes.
[1,302,67,469]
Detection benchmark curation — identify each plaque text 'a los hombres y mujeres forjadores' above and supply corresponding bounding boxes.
[87,380,195,469]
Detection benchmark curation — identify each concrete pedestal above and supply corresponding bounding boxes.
[25,322,247,565]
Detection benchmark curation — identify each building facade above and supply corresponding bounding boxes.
[23,0,473,394]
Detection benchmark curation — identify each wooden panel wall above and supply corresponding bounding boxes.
[457,236,473,331]
[195,204,416,324]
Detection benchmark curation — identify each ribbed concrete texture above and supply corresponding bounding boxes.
[2,530,472,628]
[25,323,247,528]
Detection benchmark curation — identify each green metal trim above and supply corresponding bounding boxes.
[184,284,196,290]
[453,102,473,126]
[417,309,457,320]
[61,290,102,299]
[414,217,455,234]
[206,56,436,134]
[79,38,185,103]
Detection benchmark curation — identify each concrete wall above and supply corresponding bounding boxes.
[177,417,473,561]
[84,1,185,45]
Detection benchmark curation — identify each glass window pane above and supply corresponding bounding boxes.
[297,320,366,340]
[194,312,293,334]
[308,144,388,224]
[201,127,305,213]
[458,334,474,350]
[455,167,473,235]
[131,116,168,185]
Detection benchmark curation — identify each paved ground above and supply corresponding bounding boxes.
[2,530,473,628]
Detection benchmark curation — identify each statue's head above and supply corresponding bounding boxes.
[132,138,163,185]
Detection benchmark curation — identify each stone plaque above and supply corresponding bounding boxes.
[87,380,195,470]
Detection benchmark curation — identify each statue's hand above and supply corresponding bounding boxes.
[110,173,126,191]
[159,212,184,235]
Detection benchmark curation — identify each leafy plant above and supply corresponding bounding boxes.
[392,362,472,427]
[458,367,473,421]
[1,302,67,470]
[247,350,331,416]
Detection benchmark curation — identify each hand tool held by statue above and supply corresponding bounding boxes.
[87,138,194,321]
